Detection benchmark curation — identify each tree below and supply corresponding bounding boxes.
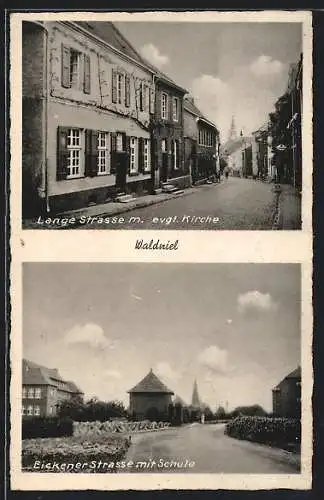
[57,398,128,421]
[215,406,227,420]
[230,404,268,418]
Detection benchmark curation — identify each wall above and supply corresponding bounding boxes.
[273,378,301,418]
[129,393,173,419]
[22,22,46,216]
[183,109,198,141]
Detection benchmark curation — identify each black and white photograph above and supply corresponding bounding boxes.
[13,262,311,490]
[16,12,310,230]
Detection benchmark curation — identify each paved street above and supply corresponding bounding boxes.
[121,423,300,474]
[85,177,279,230]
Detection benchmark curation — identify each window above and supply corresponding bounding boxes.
[22,406,26,415]
[49,406,53,414]
[143,139,151,172]
[116,133,124,152]
[173,140,179,169]
[22,387,27,399]
[35,388,41,399]
[130,137,138,174]
[70,50,80,89]
[97,132,110,175]
[117,73,123,104]
[67,129,82,178]
[34,405,41,416]
[27,388,34,399]
[161,139,167,153]
[172,97,179,122]
[27,405,33,416]
[161,93,168,120]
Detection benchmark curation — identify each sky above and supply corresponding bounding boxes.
[114,21,302,141]
[23,263,301,413]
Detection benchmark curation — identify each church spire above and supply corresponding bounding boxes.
[191,379,201,408]
[228,116,237,141]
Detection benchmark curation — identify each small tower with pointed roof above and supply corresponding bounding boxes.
[191,379,201,408]
[228,116,237,141]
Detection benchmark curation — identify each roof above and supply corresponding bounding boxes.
[174,395,187,406]
[22,359,83,394]
[128,369,174,394]
[141,57,187,93]
[184,97,219,132]
[273,366,301,390]
[75,21,145,66]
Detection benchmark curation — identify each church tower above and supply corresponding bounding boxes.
[228,115,237,141]
[191,379,201,408]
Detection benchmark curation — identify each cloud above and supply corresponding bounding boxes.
[155,361,181,381]
[237,291,278,314]
[249,55,284,77]
[103,369,122,380]
[140,43,169,69]
[63,323,113,349]
[198,345,230,374]
[226,319,233,324]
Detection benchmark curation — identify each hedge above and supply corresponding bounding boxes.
[225,416,301,449]
[22,416,73,439]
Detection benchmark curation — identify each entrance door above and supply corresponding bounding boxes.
[115,152,128,193]
[161,152,168,183]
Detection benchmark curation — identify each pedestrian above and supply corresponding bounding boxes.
[224,165,229,179]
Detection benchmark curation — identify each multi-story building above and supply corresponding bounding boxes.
[252,124,274,181]
[128,369,174,421]
[146,69,189,191]
[272,366,301,418]
[22,358,83,417]
[22,20,155,216]
[183,96,220,184]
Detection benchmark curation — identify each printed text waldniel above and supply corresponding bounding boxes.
[135,239,179,250]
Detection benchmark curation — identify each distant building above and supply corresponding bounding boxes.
[22,359,83,417]
[252,123,274,181]
[272,366,301,418]
[220,133,255,178]
[128,369,174,421]
[183,96,220,184]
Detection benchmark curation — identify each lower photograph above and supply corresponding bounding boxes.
[13,262,311,489]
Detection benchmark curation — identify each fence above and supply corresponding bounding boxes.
[73,420,171,437]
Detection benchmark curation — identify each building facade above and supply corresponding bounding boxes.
[22,359,83,417]
[128,369,174,421]
[252,125,274,180]
[149,73,189,191]
[183,96,220,184]
[272,366,301,418]
[22,20,155,216]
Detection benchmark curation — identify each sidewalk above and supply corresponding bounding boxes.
[22,182,221,229]
[277,184,302,230]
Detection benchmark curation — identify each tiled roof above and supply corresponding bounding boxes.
[184,97,219,132]
[22,359,83,394]
[128,369,174,394]
[75,21,145,65]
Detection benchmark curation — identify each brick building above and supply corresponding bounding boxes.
[128,369,174,421]
[272,366,301,418]
[22,359,83,417]
[22,20,155,216]
[183,96,220,184]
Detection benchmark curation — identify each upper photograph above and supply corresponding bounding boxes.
[18,14,310,230]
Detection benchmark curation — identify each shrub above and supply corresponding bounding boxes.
[225,416,301,449]
[22,416,73,439]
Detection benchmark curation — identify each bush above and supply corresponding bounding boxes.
[22,435,129,473]
[22,416,73,439]
[225,416,300,449]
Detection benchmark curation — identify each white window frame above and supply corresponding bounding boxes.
[22,387,27,399]
[143,139,151,172]
[34,405,41,416]
[27,388,34,399]
[116,133,124,152]
[117,73,123,105]
[27,405,33,416]
[70,49,81,89]
[161,139,167,153]
[161,93,168,120]
[66,128,83,179]
[130,137,138,174]
[172,97,179,122]
[97,132,110,175]
[34,388,41,399]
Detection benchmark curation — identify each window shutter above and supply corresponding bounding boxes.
[110,133,117,174]
[112,69,117,103]
[125,75,130,107]
[138,138,144,173]
[83,54,91,94]
[85,129,99,177]
[56,127,69,180]
[176,140,180,169]
[140,83,144,112]
[150,86,155,114]
[61,45,71,88]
